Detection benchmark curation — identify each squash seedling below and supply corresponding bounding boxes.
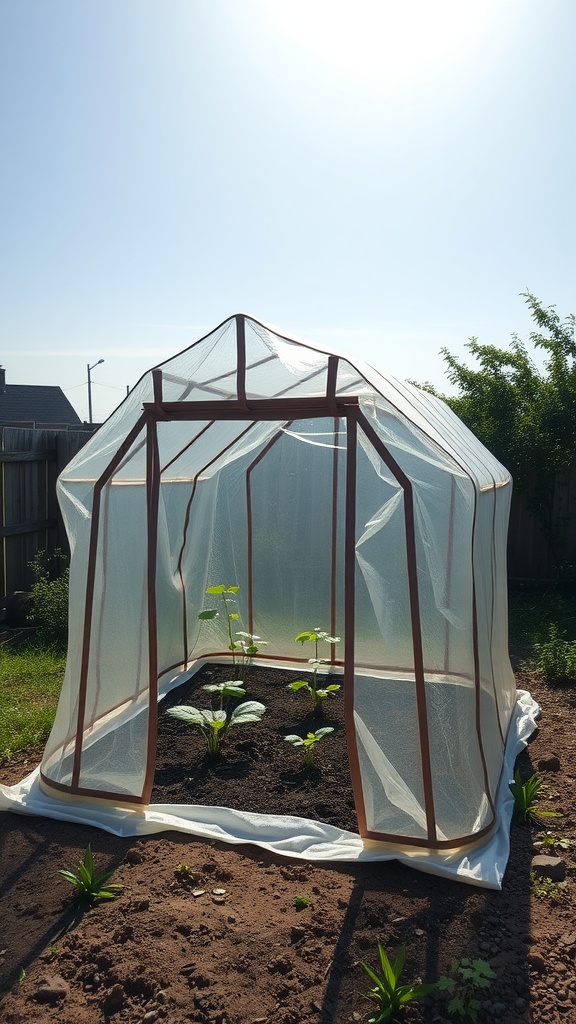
[166,680,266,755]
[59,845,122,904]
[284,727,334,767]
[199,585,266,677]
[359,943,436,1023]
[288,629,341,716]
[510,769,563,825]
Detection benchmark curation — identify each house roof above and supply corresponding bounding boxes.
[0,383,82,427]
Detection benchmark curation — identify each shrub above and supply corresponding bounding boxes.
[533,623,576,684]
[28,550,69,651]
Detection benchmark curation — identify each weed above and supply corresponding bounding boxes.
[530,871,569,902]
[533,623,576,684]
[359,943,435,1023]
[166,680,265,755]
[293,894,311,910]
[538,830,571,853]
[510,769,563,825]
[437,958,495,1022]
[199,585,266,677]
[284,727,334,766]
[288,629,341,716]
[175,862,193,879]
[18,968,26,986]
[58,845,123,903]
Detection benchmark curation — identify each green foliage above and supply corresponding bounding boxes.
[59,845,122,903]
[437,958,495,1022]
[510,769,562,825]
[293,894,311,910]
[166,680,265,755]
[28,549,70,651]
[284,727,334,766]
[419,293,576,573]
[359,943,436,1023]
[288,629,341,716]
[533,623,576,684]
[0,645,65,762]
[530,871,569,902]
[539,830,570,853]
[199,585,267,677]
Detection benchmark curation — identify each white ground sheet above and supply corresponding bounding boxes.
[0,690,538,889]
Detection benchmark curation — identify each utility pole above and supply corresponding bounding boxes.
[87,359,105,424]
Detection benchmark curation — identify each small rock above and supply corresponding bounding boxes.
[156,990,168,1004]
[531,854,566,881]
[528,952,547,973]
[143,1012,159,1024]
[35,975,69,1003]
[102,983,125,1011]
[192,889,206,898]
[125,848,144,865]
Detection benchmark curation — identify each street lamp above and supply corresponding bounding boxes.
[87,359,105,424]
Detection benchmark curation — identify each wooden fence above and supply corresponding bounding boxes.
[0,426,93,597]
[1,426,574,595]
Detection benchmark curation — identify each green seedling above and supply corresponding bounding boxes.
[539,831,571,852]
[359,943,436,1023]
[530,871,569,902]
[59,845,123,903]
[175,862,193,879]
[199,586,267,677]
[284,727,334,767]
[510,769,563,825]
[437,958,495,1022]
[166,679,266,755]
[18,968,26,986]
[293,894,311,910]
[288,629,341,716]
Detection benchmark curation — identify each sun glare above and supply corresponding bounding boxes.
[267,0,501,89]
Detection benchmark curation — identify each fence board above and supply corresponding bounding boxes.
[0,426,92,596]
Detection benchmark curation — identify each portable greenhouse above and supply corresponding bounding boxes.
[1,314,537,886]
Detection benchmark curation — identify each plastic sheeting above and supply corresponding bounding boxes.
[0,690,538,889]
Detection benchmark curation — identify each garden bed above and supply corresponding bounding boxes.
[151,662,357,832]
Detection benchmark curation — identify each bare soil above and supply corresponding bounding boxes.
[1,663,576,1024]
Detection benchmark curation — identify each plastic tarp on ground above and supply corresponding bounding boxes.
[1,314,536,886]
[0,690,538,889]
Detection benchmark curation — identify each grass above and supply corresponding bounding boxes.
[0,643,65,763]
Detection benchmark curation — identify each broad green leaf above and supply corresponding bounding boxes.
[198,609,218,620]
[226,586,240,593]
[315,727,334,738]
[166,705,206,725]
[230,701,266,726]
[284,734,305,746]
[206,585,226,594]
[295,631,317,644]
[229,613,240,619]
[288,680,309,692]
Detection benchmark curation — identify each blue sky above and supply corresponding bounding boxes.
[1,0,574,422]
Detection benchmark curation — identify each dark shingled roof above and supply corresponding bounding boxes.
[0,384,82,427]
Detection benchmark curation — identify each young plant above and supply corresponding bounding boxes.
[166,680,265,755]
[284,727,334,767]
[510,769,563,825]
[533,623,576,685]
[288,629,341,716]
[538,831,571,853]
[233,630,268,676]
[530,871,569,902]
[58,845,122,903]
[437,958,495,1022]
[293,894,311,910]
[359,943,436,1023]
[198,586,266,676]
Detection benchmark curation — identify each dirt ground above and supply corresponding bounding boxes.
[1,664,576,1024]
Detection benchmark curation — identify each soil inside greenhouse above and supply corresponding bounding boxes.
[2,664,576,1024]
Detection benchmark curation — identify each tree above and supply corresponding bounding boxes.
[421,293,576,574]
